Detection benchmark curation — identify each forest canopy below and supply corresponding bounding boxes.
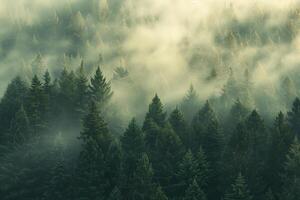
[0,0,300,200]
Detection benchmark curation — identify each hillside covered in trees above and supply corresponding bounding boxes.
[0,0,300,200]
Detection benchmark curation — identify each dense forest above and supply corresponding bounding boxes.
[0,0,300,200]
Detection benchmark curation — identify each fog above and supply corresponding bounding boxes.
[0,0,300,120]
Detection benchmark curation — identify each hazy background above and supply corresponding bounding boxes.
[0,0,300,122]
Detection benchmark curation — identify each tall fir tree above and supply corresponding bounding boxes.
[75,60,89,118]
[143,94,166,130]
[288,98,300,138]
[89,66,113,109]
[183,179,207,200]
[265,112,294,197]
[27,75,47,135]
[191,101,224,200]
[169,107,188,147]
[180,85,200,123]
[282,138,300,200]
[9,104,30,144]
[0,77,28,142]
[224,173,253,200]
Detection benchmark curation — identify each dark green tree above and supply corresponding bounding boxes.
[265,112,294,197]
[89,66,113,109]
[75,61,89,118]
[282,138,300,200]
[9,105,30,144]
[0,77,28,142]
[183,179,207,200]
[288,98,300,137]
[192,101,224,200]
[181,85,200,123]
[143,94,166,130]
[27,75,47,135]
[224,173,253,200]
[169,107,188,146]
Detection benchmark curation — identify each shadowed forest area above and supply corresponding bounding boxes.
[0,0,300,200]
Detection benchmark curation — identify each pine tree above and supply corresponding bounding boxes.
[80,101,112,154]
[152,186,168,200]
[181,85,200,123]
[227,99,249,130]
[121,119,145,188]
[0,77,28,141]
[9,105,30,144]
[131,153,156,200]
[245,110,268,196]
[169,107,188,146]
[266,112,294,196]
[27,75,47,135]
[177,149,208,196]
[184,179,207,200]
[224,173,252,200]
[143,94,166,130]
[44,161,70,200]
[89,66,113,109]
[288,98,300,137]
[282,138,300,200]
[192,101,224,200]
[108,187,122,200]
[75,61,89,118]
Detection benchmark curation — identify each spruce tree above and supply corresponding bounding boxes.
[181,85,200,123]
[184,179,207,200]
[89,66,113,109]
[192,101,224,200]
[143,94,166,130]
[9,105,30,144]
[75,61,89,118]
[0,77,28,141]
[224,173,252,200]
[27,75,47,135]
[288,98,300,137]
[282,138,300,200]
[266,112,294,196]
[131,153,156,200]
[169,107,188,146]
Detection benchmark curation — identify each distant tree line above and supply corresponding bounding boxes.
[0,65,299,200]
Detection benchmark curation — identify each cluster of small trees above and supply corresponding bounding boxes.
[0,66,300,200]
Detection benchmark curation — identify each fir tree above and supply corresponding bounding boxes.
[224,173,252,200]
[288,98,300,137]
[27,75,47,135]
[282,138,300,200]
[169,107,188,146]
[143,94,166,130]
[75,60,89,118]
[9,105,30,144]
[266,112,294,196]
[181,85,200,123]
[0,77,28,141]
[89,66,113,109]
[184,179,207,200]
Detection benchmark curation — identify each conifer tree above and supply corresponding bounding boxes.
[131,153,157,200]
[143,94,166,130]
[169,107,188,146]
[192,101,224,200]
[266,112,294,196]
[9,105,30,144]
[184,179,207,200]
[0,77,28,140]
[288,98,300,137]
[282,138,300,200]
[27,75,47,135]
[224,173,252,200]
[108,187,122,200]
[75,61,89,118]
[89,66,113,109]
[181,85,200,123]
